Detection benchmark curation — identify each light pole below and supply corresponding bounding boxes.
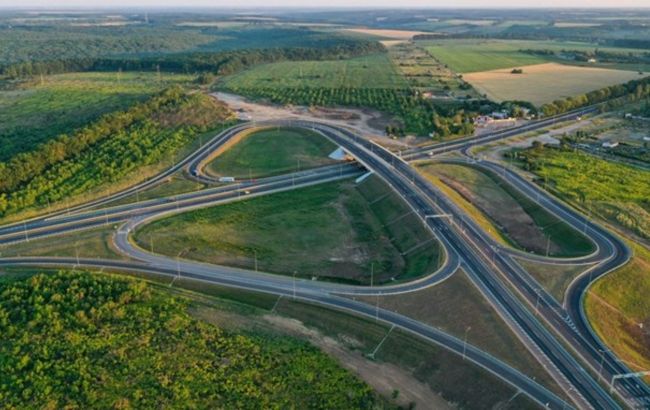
[462,326,471,360]
[254,250,258,272]
[292,271,297,300]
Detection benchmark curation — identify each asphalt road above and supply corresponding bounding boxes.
[1,115,647,409]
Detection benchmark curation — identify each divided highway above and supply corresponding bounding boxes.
[1,112,646,409]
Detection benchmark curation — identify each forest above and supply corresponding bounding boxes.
[0,271,378,408]
[0,87,232,217]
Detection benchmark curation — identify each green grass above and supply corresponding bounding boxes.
[422,40,547,73]
[586,241,650,377]
[207,127,337,179]
[0,226,123,260]
[0,71,194,162]
[135,176,441,285]
[0,271,378,408]
[220,53,407,89]
[516,258,593,301]
[419,162,594,257]
[360,269,561,396]
[516,146,650,241]
[420,39,648,73]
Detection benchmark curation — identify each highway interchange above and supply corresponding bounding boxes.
[0,108,648,409]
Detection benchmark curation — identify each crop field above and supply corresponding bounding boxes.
[586,241,650,376]
[134,176,441,285]
[207,127,337,178]
[420,39,647,73]
[388,42,480,98]
[418,162,594,256]
[463,63,643,106]
[220,53,407,89]
[0,71,193,162]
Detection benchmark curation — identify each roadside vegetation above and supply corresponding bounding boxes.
[418,162,594,256]
[0,271,379,408]
[0,87,233,220]
[135,176,441,285]
[509,144,650,241]
[207,127,337,179]
[585,241,650,376]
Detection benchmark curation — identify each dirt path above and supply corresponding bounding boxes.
[213,92,415,148]
[262,315,453,410]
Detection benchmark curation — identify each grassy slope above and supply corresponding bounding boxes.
[419,162,594,256]
[0,72,193,162]
[360,269,562,398]
[135,176,441,285]
[0,271,378,408]
[220,53,407,89]
[207,127,337,178]
[586,242,650,374]
[516,258,593,301]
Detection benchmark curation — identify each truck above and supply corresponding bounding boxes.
[218,176,236,183]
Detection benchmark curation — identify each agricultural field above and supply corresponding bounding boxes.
[206,127,337,179]
[0,271,379,408]
[463,63,644,106]
[134,176,442,285]
[220,53,407,89]
[512,145,650,242]
[0,71,194,162]
[585,241,650,376]
[388,42,479,98]
[420,39,648,74]
[418,162,594,256]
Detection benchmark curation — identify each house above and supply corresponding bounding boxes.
[491,111,509,120]
[602,141,619,148]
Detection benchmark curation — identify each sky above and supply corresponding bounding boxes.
[0,0,648,8]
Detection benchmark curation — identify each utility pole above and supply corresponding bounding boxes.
[254,250,258,272]
[546,235,551,257]
[370,262,374,288]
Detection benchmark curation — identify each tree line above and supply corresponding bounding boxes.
[1,41,386,79]
[540,76,650,116]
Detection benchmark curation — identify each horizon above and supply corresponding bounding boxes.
[2,3,650,10]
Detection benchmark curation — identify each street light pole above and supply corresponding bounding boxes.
[462,326,471,360]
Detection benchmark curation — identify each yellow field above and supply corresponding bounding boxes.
[463,63,643,106]
[341,28,428,40]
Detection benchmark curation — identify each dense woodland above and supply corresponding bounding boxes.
[0,88,232,217]
[1,37,385,79]
[0,272,378,408]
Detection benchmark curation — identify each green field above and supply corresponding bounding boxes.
[207,127,337,179]
[220,53,407,89]
[419,162,594,257]
[0,271,377,408]
[586,241,650,377]
[513,145,650,241]
[420,39,647,73]
[0,72,194,162]
[135,176,441,285]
